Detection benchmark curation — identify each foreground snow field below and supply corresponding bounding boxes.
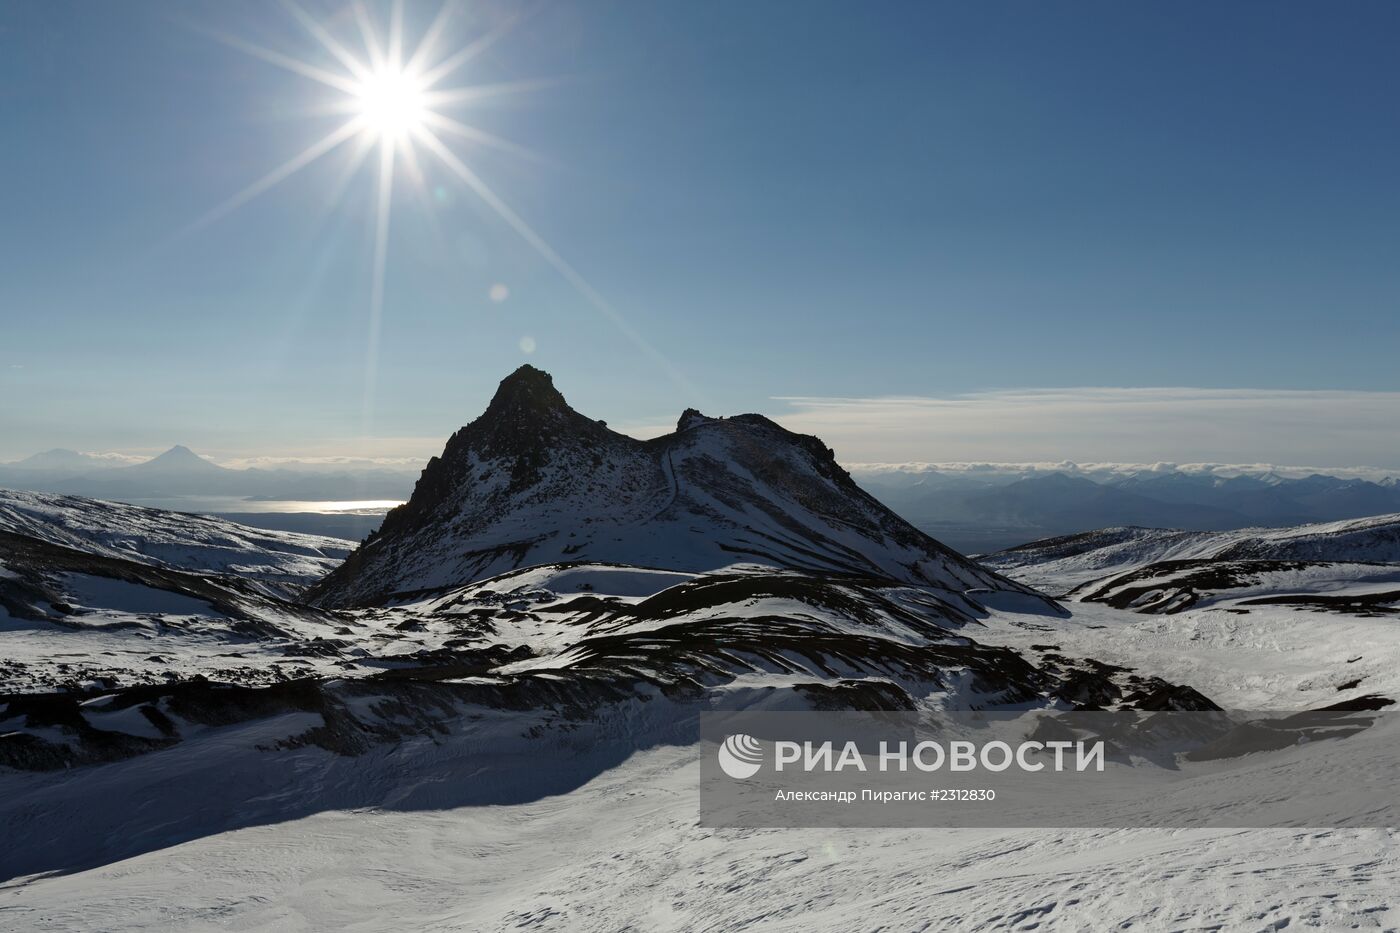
[4,743,1398,932]
[4,368,1399,930]
[5,499,1400,929]
[4,558,1399,930]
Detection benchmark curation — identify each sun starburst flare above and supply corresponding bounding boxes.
[187,0,701,436]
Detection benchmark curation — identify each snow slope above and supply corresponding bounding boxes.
[3,709,1398,931]
[969,516,1400,711]
[982,513,1400,593]
[0,488,353,586]
[0,491,362,690]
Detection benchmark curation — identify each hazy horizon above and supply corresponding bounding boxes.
[8,442,1399,483]
[6,380,1400,473]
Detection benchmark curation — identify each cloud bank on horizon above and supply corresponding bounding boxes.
[8,386,1399,477]
[742,387,1400,470]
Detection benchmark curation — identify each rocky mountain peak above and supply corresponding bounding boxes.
[452,366,621,465]
[309,367,1041,608]
[676,408,715,432]
[484,365,569,418]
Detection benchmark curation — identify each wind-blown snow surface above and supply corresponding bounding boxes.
[1,753,1396,931]
[5,493,1400,927]
[3,728,1398,931]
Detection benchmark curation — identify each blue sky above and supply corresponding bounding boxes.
[2,0,1398,466]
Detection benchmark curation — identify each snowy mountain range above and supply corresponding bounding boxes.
[857,464,1400,553]
[2,368,1399,928]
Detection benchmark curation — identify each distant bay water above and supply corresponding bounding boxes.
[124,497,404,515]
[124,497,403,542]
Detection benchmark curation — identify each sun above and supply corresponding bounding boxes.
[191,2,699,414]
[354,66,428,139]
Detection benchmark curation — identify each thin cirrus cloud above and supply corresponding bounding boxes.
[764,388,1400,468]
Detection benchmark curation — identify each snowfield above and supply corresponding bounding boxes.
[4,740,1399,931]
[3,384,1400,931]
[975,598,1400,711]
[5,541,1399,930]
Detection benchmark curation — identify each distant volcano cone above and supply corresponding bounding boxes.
[131,446,225,474]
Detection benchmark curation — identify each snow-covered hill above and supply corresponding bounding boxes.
[0,488,353,585]
[981,512,1400,593]
[311,366,1031,607]
[0,490,362,691]
[968,514,1400,718]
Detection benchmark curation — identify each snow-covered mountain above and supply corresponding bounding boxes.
[311,366,1033,607]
